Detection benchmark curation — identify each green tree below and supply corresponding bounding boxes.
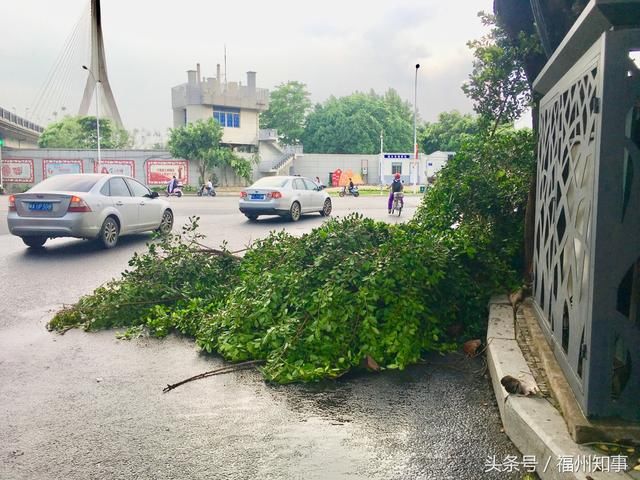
[260,81,312,145]
[210,147,254,185]
[302,89,413,154]
[461,12,540,135]
[38,116,130,149]
[419,111,480,154]
[167,119,223,184]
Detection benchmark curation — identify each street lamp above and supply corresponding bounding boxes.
[82,65,101,171]
[413,63,420,192]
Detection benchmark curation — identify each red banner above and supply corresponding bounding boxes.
[94,160,135,177]
[1,158,34,183]
[146,160,188,185]
[43,159,84,178]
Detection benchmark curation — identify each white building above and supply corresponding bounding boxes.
[171,64,270,152]
[424,150,455,180]
[378,150,454,185]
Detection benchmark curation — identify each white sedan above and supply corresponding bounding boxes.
[7,173,174,248]
[239,175,332,221]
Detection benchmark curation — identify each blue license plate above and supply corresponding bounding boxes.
[250,194,265,200]
[28,202,52,211]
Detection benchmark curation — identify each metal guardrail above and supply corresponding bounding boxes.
[0,107,44,133]
[283,144,303,155]
[272,152,294,171]
[259,129,278,141]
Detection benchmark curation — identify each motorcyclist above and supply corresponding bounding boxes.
[206,179,214,195]
[388,173,404,213]
[167,176,178,194]
[348,178,355,194]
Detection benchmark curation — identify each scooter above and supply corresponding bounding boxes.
[339,185,360,197]
[197,184,217,197]
[165,182,183,198]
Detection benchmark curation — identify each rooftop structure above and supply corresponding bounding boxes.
[171,64,269,150]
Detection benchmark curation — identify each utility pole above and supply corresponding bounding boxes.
[83,65,102,171]
[413,63,420,193]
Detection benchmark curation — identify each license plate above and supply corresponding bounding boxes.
[250,194,265,200]
[28,202,52,211]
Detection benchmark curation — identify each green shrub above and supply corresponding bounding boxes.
[48,128,535,383]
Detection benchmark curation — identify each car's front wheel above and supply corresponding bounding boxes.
[320,198,332,217]
[157,209,174,234]
[22,236,47,248]
[289,201,301,222]
[99,216,119,249]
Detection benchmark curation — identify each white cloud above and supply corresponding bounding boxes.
[1,0,493,132]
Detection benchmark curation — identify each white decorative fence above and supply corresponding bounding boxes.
[532,0,639,421]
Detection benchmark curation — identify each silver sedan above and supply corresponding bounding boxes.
[7,173,174,248]
[239,175,332,221]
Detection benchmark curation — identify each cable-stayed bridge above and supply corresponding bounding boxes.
[28,0,123,130]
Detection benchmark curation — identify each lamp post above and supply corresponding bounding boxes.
[82,65,101,172]
[413,63,420,192]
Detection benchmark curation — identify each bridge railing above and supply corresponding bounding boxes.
[0,107,44,133]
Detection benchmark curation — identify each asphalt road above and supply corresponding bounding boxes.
[0,194,520,480]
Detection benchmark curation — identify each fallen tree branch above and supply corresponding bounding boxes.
[163,360,265,393]
[192,240,243,259]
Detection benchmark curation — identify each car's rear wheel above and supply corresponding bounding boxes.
[245,214,259,221]
[157,209,174,234]
[22,236,47,248]
[320,198,332,217]
[99,216,119,249]
[289,201,301,222]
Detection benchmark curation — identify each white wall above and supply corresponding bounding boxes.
[424,151,454,179]
[290,154,379,186]
[184,105,259,146]
[220,109,259,146]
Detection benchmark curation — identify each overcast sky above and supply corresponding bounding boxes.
[1,0,495,135]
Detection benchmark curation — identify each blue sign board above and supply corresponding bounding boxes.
[383,154,410,159]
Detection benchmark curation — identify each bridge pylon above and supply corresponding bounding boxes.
[78,0,123,128]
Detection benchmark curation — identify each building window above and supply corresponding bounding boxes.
[392,163,402,174]
[213,106,240,128]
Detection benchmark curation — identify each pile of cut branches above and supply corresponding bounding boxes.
[49,129,535,383]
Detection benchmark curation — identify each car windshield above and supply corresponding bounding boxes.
[249,177,289,188]
[29,175,99,193]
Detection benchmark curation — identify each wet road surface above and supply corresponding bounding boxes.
[0,195,520,479]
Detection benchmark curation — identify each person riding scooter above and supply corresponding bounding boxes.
[167,176,178,195]
[197,179,216,196]
[388,173,404,213]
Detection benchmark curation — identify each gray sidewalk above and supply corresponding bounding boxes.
[486,295,638,480]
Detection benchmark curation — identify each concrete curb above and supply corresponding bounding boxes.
[486,295,633,479]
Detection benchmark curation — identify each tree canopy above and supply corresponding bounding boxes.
[461,12,540,135]
[301,89,414,154]
[38,115,130,149]
[260,81,311,145]
[419,111,481,155]
[167,118,253,184]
